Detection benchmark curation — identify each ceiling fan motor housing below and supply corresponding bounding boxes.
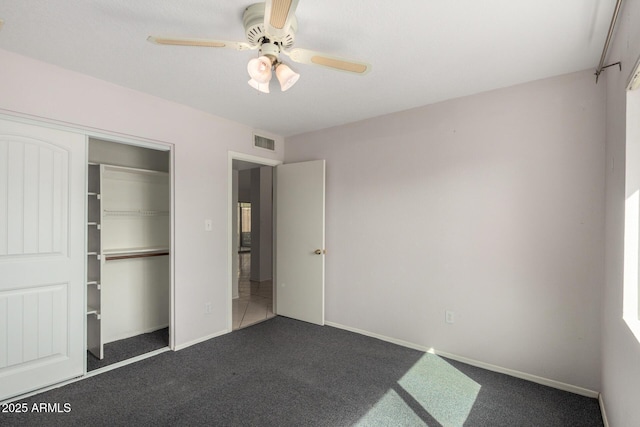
[260,42,281,63]
[243,2,297,48]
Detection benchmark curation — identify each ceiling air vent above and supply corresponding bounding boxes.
[253,134,276,151]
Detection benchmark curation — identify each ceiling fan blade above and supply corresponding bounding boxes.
[263,0,299,41]
[147,36,253,51]
[286,48,372,75]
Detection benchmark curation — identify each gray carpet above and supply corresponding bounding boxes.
[2,317,603,426]
[87,327,169,371]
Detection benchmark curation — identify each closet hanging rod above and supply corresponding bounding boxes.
[595,0,624,82]
[105,251,170,261]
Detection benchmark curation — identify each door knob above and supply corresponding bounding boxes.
[314,249,326,255]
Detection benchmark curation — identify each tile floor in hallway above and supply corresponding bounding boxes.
[232,252,275,330]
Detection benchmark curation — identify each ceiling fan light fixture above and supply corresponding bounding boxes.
[275,63,300,91]
[248,78,270,93]
[148,1,371,96]
[247,55,273,84]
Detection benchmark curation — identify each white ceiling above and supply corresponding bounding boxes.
[0,0,615,137]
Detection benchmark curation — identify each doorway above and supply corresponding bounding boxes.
[231,158,276,329]
[228,152,282,331]
[227,152,326,330]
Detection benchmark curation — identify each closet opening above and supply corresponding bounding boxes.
[87,137,172,371]
[231,158,277,330]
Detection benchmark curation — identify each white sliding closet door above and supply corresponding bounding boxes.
[0,119,85,401]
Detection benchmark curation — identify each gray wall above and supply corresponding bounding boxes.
[238,169,252,203]
[602,0,640,425]
[286,69,605,392]
[237,167,273,282]
[250,166,273,282]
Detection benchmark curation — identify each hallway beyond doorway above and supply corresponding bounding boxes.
[232,252,274,329]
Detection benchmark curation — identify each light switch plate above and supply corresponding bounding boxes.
[445,310,455,324]
[205,219,212,231]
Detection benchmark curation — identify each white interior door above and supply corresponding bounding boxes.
[276,160,325,325]
[0,119,85,401]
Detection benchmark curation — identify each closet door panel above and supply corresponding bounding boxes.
[0,119,85,401]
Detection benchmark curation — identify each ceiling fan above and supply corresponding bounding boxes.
[147,0,371,93]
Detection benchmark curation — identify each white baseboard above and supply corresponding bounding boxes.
[326,321,433,352]
[325,321,599,399]
[431,349,599,398]
[599,394,609,427]
[174,329,229,351]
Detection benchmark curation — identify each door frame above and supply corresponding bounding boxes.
[83,134,176,355]
[87,139,174,357]
[227,151,282,331]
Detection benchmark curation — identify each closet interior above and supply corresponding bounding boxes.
[86,138,171,371]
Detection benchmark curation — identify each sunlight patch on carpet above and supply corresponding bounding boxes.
[355,389,428,427]
[356,353,480,426]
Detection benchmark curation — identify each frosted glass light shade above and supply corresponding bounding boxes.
[248,78,270,93]
[275,63,300,91]
[247,56,273,84]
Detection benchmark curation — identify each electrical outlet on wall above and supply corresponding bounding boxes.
[204,302,212,314]
[445,310,455,324]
